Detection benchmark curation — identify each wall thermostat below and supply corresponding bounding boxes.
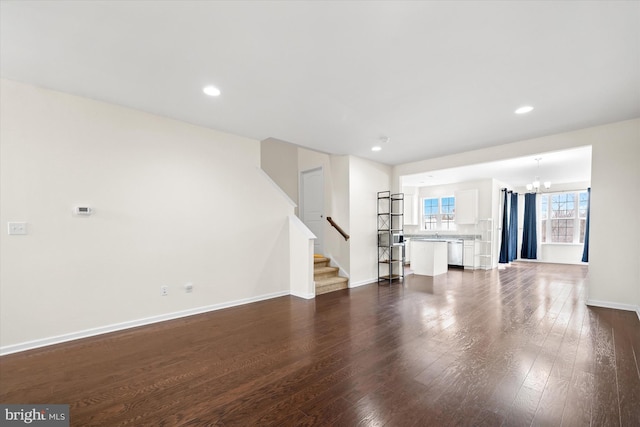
[74,207,93,215]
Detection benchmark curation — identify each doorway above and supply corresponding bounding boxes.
[300,167,324,255]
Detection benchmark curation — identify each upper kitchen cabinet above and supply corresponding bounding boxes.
[403,189,419,225]
[455,189,478,224]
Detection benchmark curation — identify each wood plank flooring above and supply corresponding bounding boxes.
[1,262,639,426]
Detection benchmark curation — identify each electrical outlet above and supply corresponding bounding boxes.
[161,285,169,296]
[184,282,193,293]
[7,222,28,235]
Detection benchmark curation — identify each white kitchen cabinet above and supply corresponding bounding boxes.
[404,193,418,225]
[455,189,478,224]
[411,240,447,276]
[404,238,411,264]
[463,240,476,269]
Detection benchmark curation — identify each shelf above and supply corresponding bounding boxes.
[378,274,403,281]
[378,191,404,285]
[475,218,493,270]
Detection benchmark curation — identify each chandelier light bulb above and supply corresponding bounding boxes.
[526,158,550,192]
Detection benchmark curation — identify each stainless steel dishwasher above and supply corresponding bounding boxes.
[447,240,464,266]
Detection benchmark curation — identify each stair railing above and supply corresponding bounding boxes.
[326,217,350,241]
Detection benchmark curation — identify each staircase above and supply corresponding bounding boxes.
[314,256,349,295]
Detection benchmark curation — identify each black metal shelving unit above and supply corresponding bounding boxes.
[377,191,404,284]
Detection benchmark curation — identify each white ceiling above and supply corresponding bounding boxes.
[1,1,638,173]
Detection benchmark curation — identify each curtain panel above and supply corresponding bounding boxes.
[508,192,518,262]
[582,188,591,262]
[521,192,537,259]
[499,189,509,264]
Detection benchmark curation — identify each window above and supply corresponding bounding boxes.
[441,196,455,230]
[578,192,588,243]
[540,195,548,242]
[423,198,439,230]
[540,191,588,243]
[422,196,456,230]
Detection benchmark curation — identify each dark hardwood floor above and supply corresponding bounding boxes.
[1,262,639,426]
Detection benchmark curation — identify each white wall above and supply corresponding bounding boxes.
[515,181,591,265]
[405,179,494,236]
[349,156,391,286]
[328,155,350,273]
[288,215,316,299]
[588,121,640,311]
[539,245,583,264]
[394,119,640,312]
[297,148,352,274]
[267,150,390,286]
[393,126,606,184]
[263,145,390,285]
[0,79,295,352]
[260,138,299,211]
[260,142,352,278]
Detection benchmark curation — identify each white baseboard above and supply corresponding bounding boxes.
[290,290,315,300]
[0,290,290,356]
[586,299,640,319]
[349,278,377,288]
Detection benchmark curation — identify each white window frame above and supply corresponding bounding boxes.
[421,196,456,231]
[540,191,588,244]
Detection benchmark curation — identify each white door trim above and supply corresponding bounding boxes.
[299,167,324,255]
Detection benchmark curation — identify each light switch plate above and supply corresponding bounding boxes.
[8,222,28,235]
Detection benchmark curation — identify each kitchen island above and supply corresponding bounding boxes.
[411,240,448,276]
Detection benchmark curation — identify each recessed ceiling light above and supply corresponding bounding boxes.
[515,105,534,114]
[371,146,382,152]
[203,86,221,97]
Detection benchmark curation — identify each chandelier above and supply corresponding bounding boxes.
[526,158,551,192]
